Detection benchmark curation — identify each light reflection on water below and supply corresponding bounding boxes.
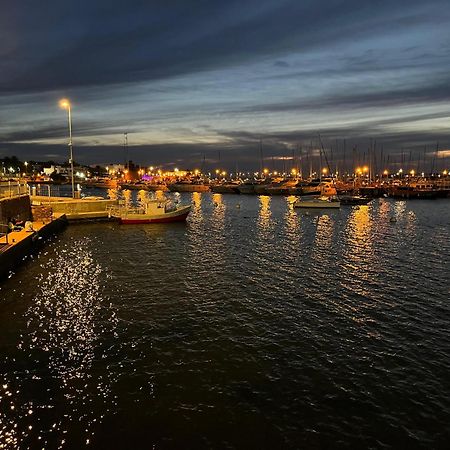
[1,239,119,449]
[1,195,449,449]
[257,195,272,236]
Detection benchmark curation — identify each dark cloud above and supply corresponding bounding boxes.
[1,0,449,93]
[237,77,450,114]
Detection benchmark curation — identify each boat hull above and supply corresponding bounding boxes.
[294,200,341,208]
[339,196,372,205]
[114,205,191,224]
[387,188,441,199]
[120,210,190,224]
[294,202,341,209]
[210,185,240,194]
[237,185,256,194]
[168,183,210,192]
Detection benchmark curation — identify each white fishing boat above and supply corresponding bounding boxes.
[293,195,341,209]
[108,199,191,224]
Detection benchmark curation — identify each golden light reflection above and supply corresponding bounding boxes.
[313,214,334,252]
[192,191,202,209]
[284,196,301,241]
[137,189,149,206]
[212,193,223,207]
[188,192,204,226]
[211,193,225,227]
[107,188,119,200]
[347,205,372,254]
[122,189,132,207]
[339,205,375,296]
[257,195,272,235]
[155,190,166,201]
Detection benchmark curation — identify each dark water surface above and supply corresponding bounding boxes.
[1,194,449,449]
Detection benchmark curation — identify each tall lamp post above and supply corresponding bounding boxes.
[59,98,75,198]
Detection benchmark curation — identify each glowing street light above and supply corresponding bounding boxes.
[59,98,75,198]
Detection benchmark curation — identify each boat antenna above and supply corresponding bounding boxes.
[318,133,337,190]
[124,132,128,170]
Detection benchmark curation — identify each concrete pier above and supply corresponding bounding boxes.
[31,196,118,220]
[0,194,118,279]
[0,214,68,279]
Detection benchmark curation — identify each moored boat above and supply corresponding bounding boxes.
[237,181,258,195]
[210,182,241,194]
[108,199,191,224]
[167,181,210,192]
[293,195,341,209]
[387,185,440,199]
[339,195,372,205]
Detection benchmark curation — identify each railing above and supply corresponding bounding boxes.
[0,224,10,245]
[29,184,71,198]
[0,181,29,199]
[107,205,144,218]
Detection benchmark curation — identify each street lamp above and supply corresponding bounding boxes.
[59,98,75,198]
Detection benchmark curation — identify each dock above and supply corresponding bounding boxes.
[30,196,118,220]
[0,192,120,279]
[0,214,68,279]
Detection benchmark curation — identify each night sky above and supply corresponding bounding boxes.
[1,0,450,171]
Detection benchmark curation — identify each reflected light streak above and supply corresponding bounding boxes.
[341,205,375,297]
[9,239,120,448]
[347,205,373,255]
[191,192,202,209]
[211,193,225,232]
[257,195,272,236]
[284,196,301,242]
[313,214,334,252]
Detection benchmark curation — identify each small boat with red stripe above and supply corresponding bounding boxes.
[108,199,191,224]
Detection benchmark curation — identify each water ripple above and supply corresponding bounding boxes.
[0,195,449,449]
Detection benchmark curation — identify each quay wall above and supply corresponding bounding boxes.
[0,195,32,224]
[31,197,118,220]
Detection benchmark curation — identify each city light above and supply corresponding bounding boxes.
[58,98,75,198]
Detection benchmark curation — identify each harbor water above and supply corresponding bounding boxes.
[1,193,449,449]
